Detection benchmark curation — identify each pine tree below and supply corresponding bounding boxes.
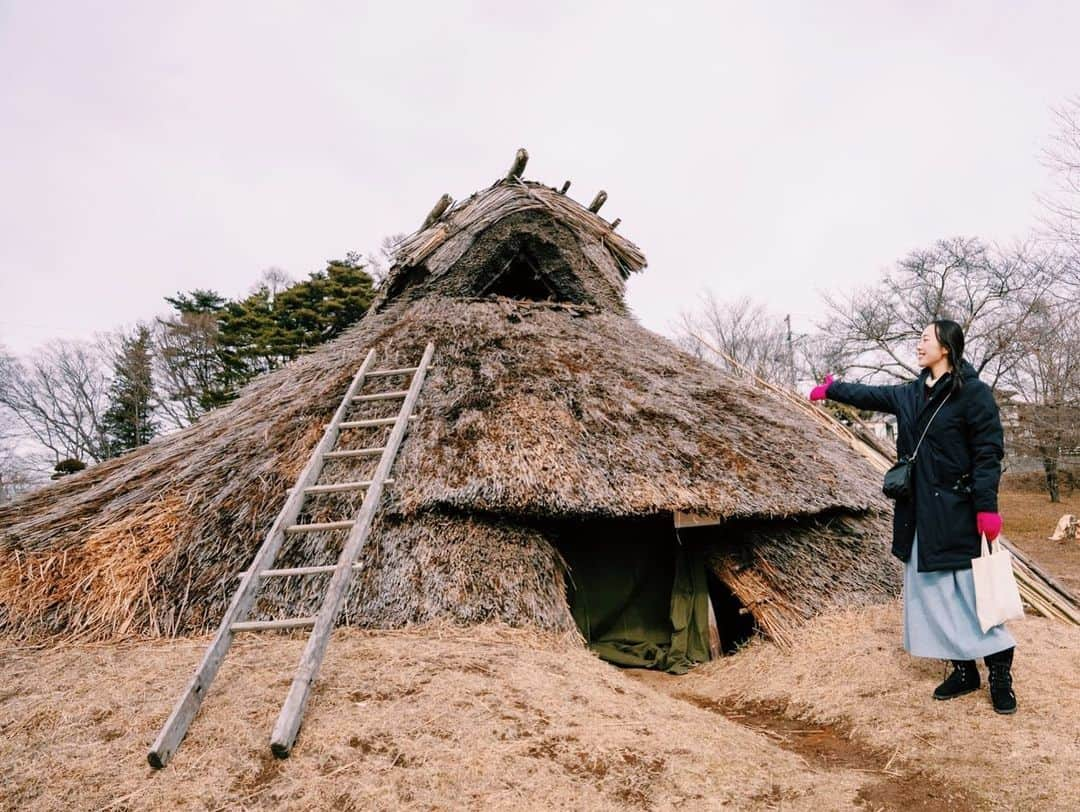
[160,258,375,413]
[103,325,157,454]
[155,290,230,420]
[276,253,376,348]
[215,256,376,400]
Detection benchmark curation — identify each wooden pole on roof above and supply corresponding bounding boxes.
[421,194,453,229]
[588,190,607,213]
[559,180,571,194]
[506,148,529,179]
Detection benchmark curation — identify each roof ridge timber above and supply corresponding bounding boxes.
[373,150,646,313]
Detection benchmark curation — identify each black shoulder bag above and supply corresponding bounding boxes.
[882,392,951,501]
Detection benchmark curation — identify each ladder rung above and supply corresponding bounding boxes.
[231,617,315,632]
[284,520,355,534]
[339,416,417,429]
[366,366,419,378]
[352,390,409,402]
[304,478,395,495]
[323,447,385,459]
[236,562,365,579]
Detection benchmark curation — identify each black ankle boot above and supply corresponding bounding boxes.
[984,647,1017,715]
[933,659,980,700]
[933,660,984,699]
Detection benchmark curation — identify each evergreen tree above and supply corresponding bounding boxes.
[158,258,375,414]
[275,253,376,348]
[215,255,376,398]
[155,289,230,420]
[164,289,228,316]
[103,325,157,454]
[217,285,288,384]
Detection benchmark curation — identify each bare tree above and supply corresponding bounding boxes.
[152,296,226,429]
[1004,294,1080,502]
[0,439,47,502]
[821,237,1058,390]
[250,267,295,305]
[1041,97,1080,250]
[796,329,852,387]
[366,233,408,285]
[675,293,793,386]
[0,354,46,500]
[0,339,113,464]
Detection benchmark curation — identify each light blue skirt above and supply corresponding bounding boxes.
[903,532,1016,660]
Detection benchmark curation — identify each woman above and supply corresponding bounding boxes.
[808,320,1017,714]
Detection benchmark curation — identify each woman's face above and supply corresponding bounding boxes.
[916,324,947,369]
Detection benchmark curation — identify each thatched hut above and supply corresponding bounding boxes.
[0,157,900,670]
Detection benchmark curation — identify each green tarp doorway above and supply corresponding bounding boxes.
[556,517,712,674]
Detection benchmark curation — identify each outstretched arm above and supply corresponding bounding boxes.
[809,375,903,415]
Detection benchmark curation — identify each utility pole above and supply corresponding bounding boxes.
[785,314,795,389]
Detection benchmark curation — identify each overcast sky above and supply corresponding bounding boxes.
[1,1,1077,355]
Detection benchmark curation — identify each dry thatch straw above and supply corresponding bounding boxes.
[383,177,646,314]
[1,171,900,646]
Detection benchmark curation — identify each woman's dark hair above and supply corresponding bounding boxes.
[932,319,965,394]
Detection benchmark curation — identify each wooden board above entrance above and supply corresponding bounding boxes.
[674,511,723,529]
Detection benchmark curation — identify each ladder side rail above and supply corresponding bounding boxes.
[270,342,435,757]
[147,349,377,768]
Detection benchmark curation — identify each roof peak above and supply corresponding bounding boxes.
[372,152,646,314]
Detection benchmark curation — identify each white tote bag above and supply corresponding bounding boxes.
[971,534,1025,633]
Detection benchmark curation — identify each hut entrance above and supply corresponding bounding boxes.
[706,575,757,654]
[553,516,713,674]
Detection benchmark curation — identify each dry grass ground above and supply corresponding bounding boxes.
[3,606,1078,811]
[3,484,1077,811]
[999,485,1080,594]
[2,624,882,812]
[657,604,1080,812]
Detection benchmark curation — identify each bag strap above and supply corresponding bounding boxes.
[910,391,951,460]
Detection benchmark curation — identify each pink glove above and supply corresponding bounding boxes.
[808,374,834,402]
[977,512,1003,542]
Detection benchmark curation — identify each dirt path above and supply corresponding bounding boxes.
[628,670,982,811]
[664,604,1080,812]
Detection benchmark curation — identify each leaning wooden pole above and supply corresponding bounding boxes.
[686,331,1080,627]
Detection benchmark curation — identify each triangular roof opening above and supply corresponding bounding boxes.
[373,150,646,314]
[481,250,559,301]
[475,239,584,303]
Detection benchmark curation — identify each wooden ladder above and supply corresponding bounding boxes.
[148,343,435,768]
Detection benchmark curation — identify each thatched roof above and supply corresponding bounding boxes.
[1,295,887,534]
[376,177,645,314]
[0,164,897,643]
